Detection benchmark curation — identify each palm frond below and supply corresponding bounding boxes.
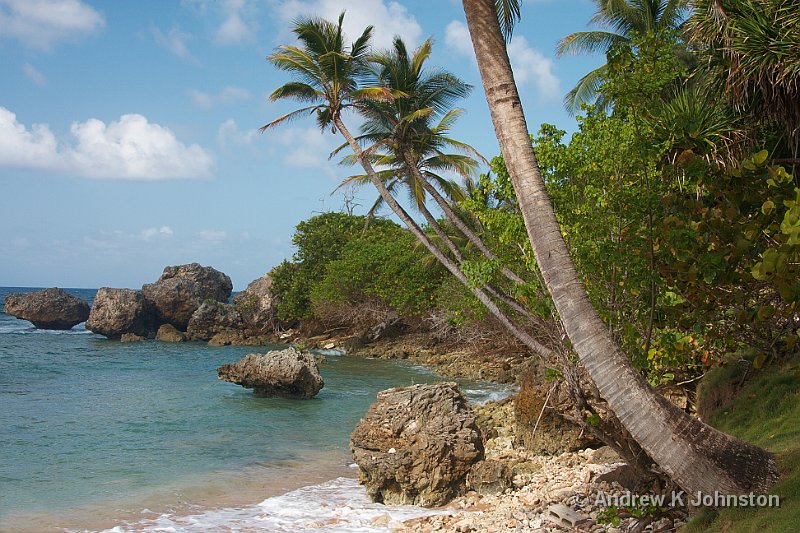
[495,0,522,42]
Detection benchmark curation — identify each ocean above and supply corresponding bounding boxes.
[0,287,511,532]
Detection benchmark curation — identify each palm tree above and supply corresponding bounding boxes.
[461,0,777,496]
[557,0,690,113]
[356,36,531,287]
[687,0,800,159]
[263,13,554,359]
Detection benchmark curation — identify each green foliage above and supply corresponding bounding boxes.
[310,223,445,316]
[271,211,445,324]
[271,212,395,322]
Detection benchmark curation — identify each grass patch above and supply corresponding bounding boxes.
[683,361,800,532]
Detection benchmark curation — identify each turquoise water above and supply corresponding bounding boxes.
[0,288,509,532]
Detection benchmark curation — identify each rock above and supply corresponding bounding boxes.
[86,288,158,339]
[232,273,275,334]
[142,263,232,330]
[3,288,90,329]
[217,347,324,399]
[467,459,514,496]
[120,333,145,343]
[514,370,595,454]
[156,323,185,342]
[186,301,244,341]
[350,382,484,507]
[208,330,244,346]
[595,464,648,490]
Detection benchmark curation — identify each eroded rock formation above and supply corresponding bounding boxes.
[85,288,158,339]
[350,382,484,506]
[142,263,232,330]
[217,347,324,399]
[3,288,89,329]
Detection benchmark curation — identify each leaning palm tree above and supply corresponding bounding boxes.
[356,36,531,287]
[557,0,690,113]
[263,13,553,359]
[461,0,777,496]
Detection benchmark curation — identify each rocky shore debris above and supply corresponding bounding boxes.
[142,263,233,330]
[3,288,90,330]
[216,347,324,399]
[85,288,158,339]
[399,400,690,533]
[350,382,485,507]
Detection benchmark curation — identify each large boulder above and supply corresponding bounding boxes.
[217,347,324,399]
[3,288,89,329]
[187,301,244,341]
[232,273,275,334]
[86,288,158,339]
[350,382,484,507]
[142,263,232,330]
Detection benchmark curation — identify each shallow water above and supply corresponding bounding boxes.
[0,287,512,532]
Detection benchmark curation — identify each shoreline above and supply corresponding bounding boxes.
[0,451,357,533]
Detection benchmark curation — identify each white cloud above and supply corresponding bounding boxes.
[0,0,104,50]
[0,107,60,168]
[271,126,338,176]
[214,0,256,45]
[445,20,560,101]
[444,20,472,57]
[0,107,213,180]
[217,118,258,146]
[507,36,561,100]
[274,0,422,49]
[22,63,46,86]
[189,86,252,110]
[197,229,227,242]
[152,25,195,61]
[141,226,174,241]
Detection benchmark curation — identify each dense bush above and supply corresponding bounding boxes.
[270,212,446,326]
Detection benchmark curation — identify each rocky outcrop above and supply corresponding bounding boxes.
[155,323,186,342]
[85,288,158,339]
[3,288,90,329]
[350,382,484,507]
[142,263,232,330]
[187,301,244,341]
[232,273,275,334]
[217,347,324,399]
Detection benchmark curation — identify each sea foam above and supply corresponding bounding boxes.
[96,477,451,533]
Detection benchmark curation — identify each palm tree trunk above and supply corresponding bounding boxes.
[461,0,777,497]
[333,115,556,360]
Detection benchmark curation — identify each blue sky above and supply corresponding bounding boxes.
[0,0,602,290]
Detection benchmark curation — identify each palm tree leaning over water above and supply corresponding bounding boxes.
[262,13,554,359]
[557,0,690,113]
[461,0,777,496]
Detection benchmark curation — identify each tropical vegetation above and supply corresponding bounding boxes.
[262,0,799,521]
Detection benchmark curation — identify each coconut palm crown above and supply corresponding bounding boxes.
[334,37,483,216]
[260,12,387,134]
[557,0,690,113]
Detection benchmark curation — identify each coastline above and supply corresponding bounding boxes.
[0,450,356,533]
